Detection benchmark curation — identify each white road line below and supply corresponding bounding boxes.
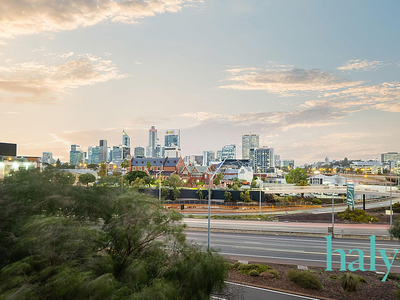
[226,281,321,300]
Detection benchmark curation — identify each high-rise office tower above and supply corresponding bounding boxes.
[134,146,145,158]
[253,146,274,173]
[122,130,130,147]
[203,150,215,166]
[147,126,157,157]
[99,140,108,162]
[242,134,259,159]
[88,146,100,164]
[221,144,236,160]
[70,145,84,165]
[42,151,54,165]
[165,129,180,147]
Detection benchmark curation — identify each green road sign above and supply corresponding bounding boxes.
[180,204,184,211]
[346,182,355,207]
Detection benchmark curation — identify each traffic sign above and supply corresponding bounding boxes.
[346,182,355,207]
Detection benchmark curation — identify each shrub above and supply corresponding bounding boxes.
[358,276,366,283]
[268,270,279,278]
[249,270,259,277]
[396,289,400,300]
[388,273,400,281]
[286,269,322,290]
[329,275,338,280]
[338,207,379,223]
[232,262,242,269]
[224,191,233,202]
[340,273,359,291]
[224,262,234,270]
[312,198,323,205]
[393,203,400,213]
[237,264,272,275]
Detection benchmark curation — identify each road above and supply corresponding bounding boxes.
[184,218,391,236]
[186,231,400,272]
[214,282,321,300]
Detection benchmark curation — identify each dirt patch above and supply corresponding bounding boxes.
[227,260,399,300]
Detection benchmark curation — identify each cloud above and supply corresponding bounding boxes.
[31,46,46,52]
[220,67,362,95]
[135,61,142,65]
[59,52,74,59]
[0,40,7,45]
[337,59,383,71]
[0,0,200,38]
[0,53,127,103]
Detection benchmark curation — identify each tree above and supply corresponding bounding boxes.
[196,188,204,199]
[285,168,309,186]
[213,172,223,186]
[146,161,152,171]
[250,179,257,189]
[161,186,170,200]
[0,169,228,299]
[121,160,130,169]
[78,173,96,187]
[56,158,61,167]
[224,191,232,202]
[87,163,99,170]
[240,190,252,202]
[143,175,156,187]
[233,177,242,187]
[169,174,183,189]
[124,170,147,184]
[97,161,107,177]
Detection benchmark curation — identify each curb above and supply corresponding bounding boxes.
[186,226,392,240]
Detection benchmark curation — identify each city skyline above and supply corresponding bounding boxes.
[1,1,399,164]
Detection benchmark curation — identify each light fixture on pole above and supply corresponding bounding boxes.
[257,179,263,214]
[207,159,226,251]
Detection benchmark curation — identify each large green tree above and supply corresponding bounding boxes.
[0,169,228,299]
[78,173,96,187]
[285,168,309,186]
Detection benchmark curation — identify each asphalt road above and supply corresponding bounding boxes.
[184,218,391,236]
[186,231,400,272]
[213,282,321,300]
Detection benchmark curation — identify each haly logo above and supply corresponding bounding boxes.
[325,235,399,281]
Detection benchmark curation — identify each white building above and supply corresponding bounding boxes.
[309,174,346,186]
[165,146,181,158]
[238,166,253,183]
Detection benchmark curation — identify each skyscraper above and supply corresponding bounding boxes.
[88,146,100,164]
[70,145,84,165]
[165,129,180,147]
[134,146,145,158]
[203,150,215,166]
[221,144,236,160]
[99,140,108,162]
[122,130,130,147]
[242,134,259,159]
[147,126,157,157]
[42,151,55,165]
[253,147,274,173]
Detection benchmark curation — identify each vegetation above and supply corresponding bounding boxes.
[124,170,147,184]
[286,269,322,290]
[285,168,309,186]
[338,207,379,223]
[0,169,227,299]
[78,173,96,187]
[249,270,259,276]
[312,198,323,205]
[340,273,360,291]
[213,173,223,186]
[196,188,204,199]
[237,264,272,275]
[224,191,233,202]
[240,190,252,202]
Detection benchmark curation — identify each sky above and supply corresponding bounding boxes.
[0,0,399,165]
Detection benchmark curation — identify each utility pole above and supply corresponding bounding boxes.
[207,159,226,251]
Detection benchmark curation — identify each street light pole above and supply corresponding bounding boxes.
[332,193,334,238]
[207,159,226,251]
[257,179,263,214]
[390,172,393,229]
[158,165,163,202]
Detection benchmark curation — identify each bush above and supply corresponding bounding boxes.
[338,207,379,223]
[393,203,400,213]
[268,270,279,278]
[237,264,272,275]
[224,262,234,270]
[329,275,337,280]
[232,262,242,269]
[388,273,400,281]
[312,198,323,205]
[358,276,366,283]
[224,191,233,202]
[249,270,259,277]
[396,289,400,300]
[286,269,322,290]
[340,273,360,291]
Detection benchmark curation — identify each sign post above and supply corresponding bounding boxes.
[346,181,355,209]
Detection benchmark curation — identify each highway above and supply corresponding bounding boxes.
[184,218,391,236]
[186,231,400,272]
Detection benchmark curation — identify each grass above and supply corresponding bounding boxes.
[186,214,276,221]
